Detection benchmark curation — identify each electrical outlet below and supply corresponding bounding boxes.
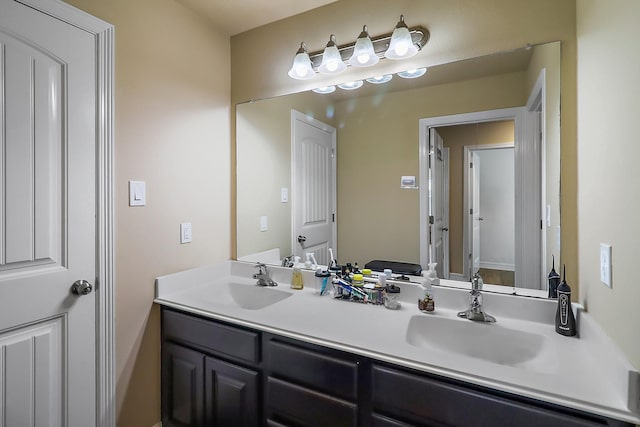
[180,223,192,244]
[600,243,612,288]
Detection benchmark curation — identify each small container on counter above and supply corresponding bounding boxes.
[291,267,304,290]
[384,284,401,310]
[314,269,332,296]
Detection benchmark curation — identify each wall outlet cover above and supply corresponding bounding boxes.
[600,243,612,288]
[180,223,192,244]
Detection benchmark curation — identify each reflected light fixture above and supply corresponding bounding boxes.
[287,42,315,80]
[312,85,336,94]
[337,80,364,90]
[348,26,378,67]
[397,67,427,79]
[385,15,419,60]
[366,74,393,84]
[318,35,347,74]
[287,16,429,80]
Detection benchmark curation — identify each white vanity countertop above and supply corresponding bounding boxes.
[154,261,640,424]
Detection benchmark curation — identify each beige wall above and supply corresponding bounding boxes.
[335,74,525,265]
[231,0,578,293]
[236,93,337,258]
[64,0,231,426]
[577,0,640,370]
[437,121,515,275]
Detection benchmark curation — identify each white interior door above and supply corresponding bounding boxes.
[291,110,336,266]
[0,1,98,425]
[429,129,445,277]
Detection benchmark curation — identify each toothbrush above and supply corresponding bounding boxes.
[328,248,335,268]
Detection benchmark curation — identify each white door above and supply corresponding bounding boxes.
[442,147,450,279]
[291,110,336,266]
[470,152,482,276]
[429,129,446,277]
[0,1,97,425]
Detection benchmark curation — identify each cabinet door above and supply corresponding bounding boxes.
[162,342,205,427]
[205,356,259,427]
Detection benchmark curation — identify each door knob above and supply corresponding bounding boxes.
[441,227,449,231]
[71,280,93,296]
[297,235,307,244]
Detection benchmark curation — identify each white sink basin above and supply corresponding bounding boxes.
[406,315,545,367]
[218,283,292,310]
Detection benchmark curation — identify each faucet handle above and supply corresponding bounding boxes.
[471,272,483,291]
[255,262,267,275]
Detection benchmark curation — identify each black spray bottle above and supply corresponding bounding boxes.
[547,255,560,298]
[555,265,577,336]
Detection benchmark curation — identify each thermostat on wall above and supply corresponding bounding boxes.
[400,176,417,189]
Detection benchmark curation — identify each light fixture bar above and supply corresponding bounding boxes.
[307,26,429,71]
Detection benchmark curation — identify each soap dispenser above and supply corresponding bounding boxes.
[419,263,438,312]
[555,265,576,336]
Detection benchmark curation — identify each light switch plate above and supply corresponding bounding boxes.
[180,223,192,244]
[281,187,289,203]
[129,181,146,206]
[600,243,612,288]
[260,216,268,232]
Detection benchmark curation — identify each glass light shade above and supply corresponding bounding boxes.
[366,74,393,84]
[397,67,427,79]
[287,43,315,80]
[384,15,418,60]
[348,26,379,67]
[318,35,346,75]
[337,80,364,90]
[312,85,336,94]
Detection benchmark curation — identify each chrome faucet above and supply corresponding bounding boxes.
[253,263,277,287]
[457,272,496,323]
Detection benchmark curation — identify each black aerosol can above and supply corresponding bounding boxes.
[555,265,577,336]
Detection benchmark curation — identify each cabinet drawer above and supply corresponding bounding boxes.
[266,339,358,400]
[266,377,357,427]
[372,365,607,427]
[163,309,260,364]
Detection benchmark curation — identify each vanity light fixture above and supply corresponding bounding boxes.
[366,74,393,84]
[312,85,336,94]
[337,80,364,90]
[287,42,315,80]
[287,15,429,80]
[318,35,347,75]
[348,26,379,67]
[397,67,427,79]
[385,15,419,59]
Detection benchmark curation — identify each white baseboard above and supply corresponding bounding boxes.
[479,262,515,272]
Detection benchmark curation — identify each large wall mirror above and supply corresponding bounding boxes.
[236,41,561,293]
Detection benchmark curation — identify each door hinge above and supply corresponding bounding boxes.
[429,215,434,225]
[470,208,473,215]
[540,219,543,230]
[331,149,335,159]
[470,162,473,168]
[332,213,335,223]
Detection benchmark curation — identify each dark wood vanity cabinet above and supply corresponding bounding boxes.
[162,309,261,427]
[161,307,633,427]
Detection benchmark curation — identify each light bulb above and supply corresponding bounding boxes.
[357,53,370,64]
[394,43,409,57]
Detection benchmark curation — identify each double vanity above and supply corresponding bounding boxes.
[155,261,640,426]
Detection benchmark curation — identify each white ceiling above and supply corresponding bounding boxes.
[177,0,339,36]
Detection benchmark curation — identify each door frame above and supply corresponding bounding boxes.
[419,107,525,283]
[18,1,115,426]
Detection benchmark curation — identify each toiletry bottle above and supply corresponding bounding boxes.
[304,253,313,269]
[547,255,560,298]
[419,264,437,312]
[384,284,401,310]
[555,265,576,336]
[291,267,304,290]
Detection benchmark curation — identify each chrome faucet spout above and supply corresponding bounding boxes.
[253,263,278,286]
[457,272,496,323]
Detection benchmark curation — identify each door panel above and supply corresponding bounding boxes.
[429,129,445,277]
[292,111,336,265]
[0,1,97,425]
